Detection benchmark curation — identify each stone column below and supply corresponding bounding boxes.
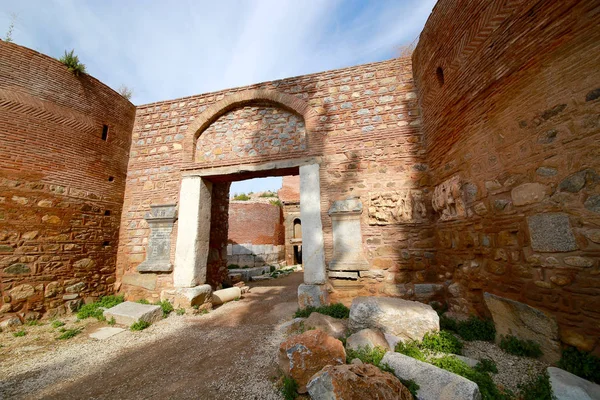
[327,198,369,279]
[137,204,177,272]
[174,176,213,288]
[298,163,328,307]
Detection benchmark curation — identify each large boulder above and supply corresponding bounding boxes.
[278,330,346,393]
[484,292,560,363]
[382,352,482,400]
[548,367,600,400]
[349,297,439,341]
[307,362,413,400]
[305,312,348,339]
[346,328,391,352]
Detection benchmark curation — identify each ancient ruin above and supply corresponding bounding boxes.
[1,0,599,363]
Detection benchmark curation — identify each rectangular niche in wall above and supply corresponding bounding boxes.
[328,198,369,277]
[137,204,178,273]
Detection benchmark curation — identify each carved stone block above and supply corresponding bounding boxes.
[368,190,427,225]
[328,198,369,271]
[432,176,466,221]
[137,204,177,273]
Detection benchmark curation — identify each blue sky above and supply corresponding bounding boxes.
[0,0,436,194]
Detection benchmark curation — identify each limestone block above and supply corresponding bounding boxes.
[346,328,391,351]
[211,287,241,305]
[382,352,482,400]
[527,213,578,252]
[298,284,328,308]
[511,183,549,206]
[328,271,359,279]
[89,327,126,340]
[349,296,439,341]
[328,198,370,271]
[103,301,163,326]
[304,312,348,339]
[300,164,326,285]
[548,367,600,400]
[307,363,412,400]
[173,284,212,308]
[484,292,560,363]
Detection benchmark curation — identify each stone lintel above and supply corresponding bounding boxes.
[328,271,359,280]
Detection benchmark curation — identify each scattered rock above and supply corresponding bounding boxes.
[382,352,481,400]
[304,312,347,339]
[103,301,163,326]
[278,318,306,335]
[484,292,560,363]
[0,317,22,328]
[278,330,345,393]
[173,284,213,308]
[346,328,391,352]
[349,296,439,341]
[548,367,600,400]
[307,362,412,400]
[212,287,241,305]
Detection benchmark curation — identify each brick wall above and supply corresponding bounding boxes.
[0,41,136,320]
[228,202,284,245]
[117,57,433,300]
[413,0,600,353]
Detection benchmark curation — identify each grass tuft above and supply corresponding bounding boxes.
[57,328,82,340]
[499,335,543,358]
[281,376,298,400]
[51,320,66,328]
[294,303,350,319]
[13,330,27,337]
[130,321,151,331]
[176,308,186,316]
[58,49,86,76]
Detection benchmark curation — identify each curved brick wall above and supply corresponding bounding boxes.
[0,41,136,320]
[413,0,600,353]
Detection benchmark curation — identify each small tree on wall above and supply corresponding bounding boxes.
[118,84,133,100]
[3,13,16,43]
[59,49,86,76]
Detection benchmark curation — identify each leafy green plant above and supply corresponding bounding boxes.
[441,315,496,341]
[558,346,600,384]
[294,303,350,319]
[233,193,251,201]
[420,330,463,354]
[107,317,116,326]
[346,345,388,368]
[518,371,555,400]
[475,358,498,374]
[77,295,124,320]
[51,320,66,328]
[59,49,86,76]
[57,328,82,340]
[176,308,186,316]
[157,300,174,317]
[398,377,420,399]
[136,299,150,304]
[395,340,426,361]
[431,355,511,400]
[499,335,542,358]
[13,330,27,337]
[130,321,151,331]
[281,376,298,400]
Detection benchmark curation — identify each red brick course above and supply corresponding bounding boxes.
[228,202,284,246]
[0,41,136,319]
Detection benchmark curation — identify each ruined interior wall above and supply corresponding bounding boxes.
[0,41,136,320]
[228,202,284,245]
[118,58,435,301]
[413,0,600,353]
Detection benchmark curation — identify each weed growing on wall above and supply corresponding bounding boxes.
[59,49,86,76]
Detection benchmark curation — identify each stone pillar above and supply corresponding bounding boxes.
[174,176,212,288]
[327,198,369,278]
[137,204,177,272]
[298,164,328,307]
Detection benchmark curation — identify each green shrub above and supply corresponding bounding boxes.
[398,378,420,399]
[420,330,463,354]
[558,346,600,384]
[51,320,66,328]
[281,376,298,400]
[518,371,554,400]
[107,317,116,326]
[346,345,388,368]
[270,199,282,207]
[57,328,82,340]
[77,295,124,320]
[157,300,174,317]
[294,303,350,319]
[130,321,151,331]
[499,335,543,358]
[13,330,27,337]
[176,308,186,316]
[431,355,511,400]
[443,315,496,341]
[474,358,498,374]
[59,49,86,76]
[233,193,251,201]
[395,340,426,362]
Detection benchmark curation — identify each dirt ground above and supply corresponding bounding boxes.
[0,271,303,400]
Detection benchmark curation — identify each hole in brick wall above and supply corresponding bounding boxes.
[104,210,111,216]
[108,176,114,182]
[436,67,445,87]
[103,241,110,247]
[101,125,109,141]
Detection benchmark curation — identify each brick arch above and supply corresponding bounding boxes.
[184,89,320,163]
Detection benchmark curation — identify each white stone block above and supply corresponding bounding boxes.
[300,164,326,285]
[104,301,163,326]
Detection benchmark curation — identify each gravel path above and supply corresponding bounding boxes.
[0,272,303,400]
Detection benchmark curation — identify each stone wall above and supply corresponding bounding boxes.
[413,0,600,353]
[116,57,433,300]
[0,41,136,320]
